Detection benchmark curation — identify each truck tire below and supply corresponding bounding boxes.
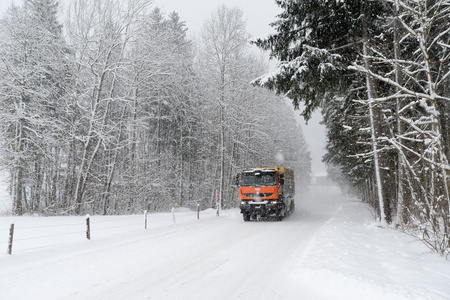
[243,212,250,222]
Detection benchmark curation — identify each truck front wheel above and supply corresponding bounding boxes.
[243,212,250,222]
[290,201,295,215]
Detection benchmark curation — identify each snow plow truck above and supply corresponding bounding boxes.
[235,167,295,221]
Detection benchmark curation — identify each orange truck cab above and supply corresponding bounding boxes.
[235,167,295,221]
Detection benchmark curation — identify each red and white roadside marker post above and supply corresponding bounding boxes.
[172,207,175,223]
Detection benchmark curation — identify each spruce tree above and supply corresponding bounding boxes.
[252,0,387,119]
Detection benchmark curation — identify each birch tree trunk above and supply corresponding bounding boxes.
[363,22,386,224]
[393,10,405,225]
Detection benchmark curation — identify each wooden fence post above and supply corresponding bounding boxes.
[86,214,90,240]
[197,204,200,220]
[8,223,14,255]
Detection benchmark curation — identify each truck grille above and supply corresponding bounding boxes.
[243,193,273,198]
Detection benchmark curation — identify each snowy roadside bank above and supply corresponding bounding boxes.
[289,187,450,300]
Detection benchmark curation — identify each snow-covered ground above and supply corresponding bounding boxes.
[1,186,449,299]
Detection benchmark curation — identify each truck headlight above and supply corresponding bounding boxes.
[270,200,279,204]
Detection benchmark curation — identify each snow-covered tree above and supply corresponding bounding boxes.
[117,7,201,212]
[0,0,70,215]
[350,0,450,254]
[63,0,149,214]
[197,5,251,209]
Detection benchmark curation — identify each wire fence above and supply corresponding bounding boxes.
[2,206,204,255]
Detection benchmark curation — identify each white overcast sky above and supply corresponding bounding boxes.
[0,0,327,175]
[153,0,281,37]
[1,0,281,37]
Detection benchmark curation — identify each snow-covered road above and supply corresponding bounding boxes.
[2,186,449,300]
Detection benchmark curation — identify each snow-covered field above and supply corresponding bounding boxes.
[1,186,449,300]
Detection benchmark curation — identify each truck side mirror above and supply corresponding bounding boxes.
[279,174,285,185]
[235,174,240,186]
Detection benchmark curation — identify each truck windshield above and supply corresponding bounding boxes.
[241,173,276,187]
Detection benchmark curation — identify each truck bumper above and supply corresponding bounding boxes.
[240,201,284,220]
